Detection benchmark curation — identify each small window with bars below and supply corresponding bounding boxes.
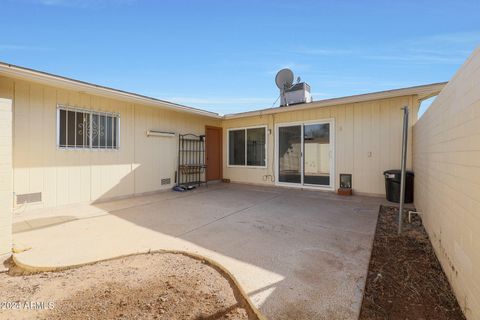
[57,106,119,149]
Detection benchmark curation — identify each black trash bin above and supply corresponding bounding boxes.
[383,170,414,203]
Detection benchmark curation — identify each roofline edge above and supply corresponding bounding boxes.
[0,61,221,119]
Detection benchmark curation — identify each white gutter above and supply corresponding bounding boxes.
[0,62,221,119]
[223,82,447,119]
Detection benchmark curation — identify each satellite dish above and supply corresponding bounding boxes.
[275,68,294,90]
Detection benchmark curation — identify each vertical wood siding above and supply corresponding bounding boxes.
[1,77,220,212]
[222,95,417,195]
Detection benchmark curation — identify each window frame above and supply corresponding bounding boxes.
[56,104,121,151]
[274,118,335,191]
[227,125,267,168]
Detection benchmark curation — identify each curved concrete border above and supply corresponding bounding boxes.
[12,250,267,320]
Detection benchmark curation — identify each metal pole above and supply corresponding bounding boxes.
[398,106,409,234]
[282,85,289,107]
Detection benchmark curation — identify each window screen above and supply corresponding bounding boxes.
[228,129,245,165]
[228,127,266,166]
[247,127,266,166]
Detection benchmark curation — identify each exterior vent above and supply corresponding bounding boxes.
[161,178,171,185]
[16,192,42,205]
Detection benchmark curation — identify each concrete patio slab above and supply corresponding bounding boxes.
[13,183,383,320]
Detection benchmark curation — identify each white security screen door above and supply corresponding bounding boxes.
[277,120,334,189]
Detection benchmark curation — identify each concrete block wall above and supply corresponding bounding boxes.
[413,47,480,319]
[0,79,13,263]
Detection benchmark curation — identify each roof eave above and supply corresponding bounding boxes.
[0,62,221,119]
[0,62,447,121]
[223,82,447,120]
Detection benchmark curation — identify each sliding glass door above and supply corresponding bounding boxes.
[278,125,302,183]
[303,123,331,186]
[277,120,333,189]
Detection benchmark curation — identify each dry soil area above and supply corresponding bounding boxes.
[1,252,257,320]
[360,205,465,320]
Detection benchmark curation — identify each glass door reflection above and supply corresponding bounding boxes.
[303,123,331,186]
[278,125,302,184]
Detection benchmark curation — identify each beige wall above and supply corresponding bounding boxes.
[0,78,13,260]
[413,48,480,319]
[222,95,419,195]
[0,76,220,212]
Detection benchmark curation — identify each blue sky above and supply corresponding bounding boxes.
[0,0,479,115]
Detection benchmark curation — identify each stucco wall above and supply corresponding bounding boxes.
[413,48,480,319]
[0,78,13,259]
[0,76,220,212]
[222,95,418,195]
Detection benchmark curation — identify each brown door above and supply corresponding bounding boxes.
[205,126,222,181]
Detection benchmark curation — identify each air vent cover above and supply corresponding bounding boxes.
[161,178,171,185]
[16,192,42,205]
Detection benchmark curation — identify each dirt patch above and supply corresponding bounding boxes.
[1,252,257,320]
[359,205,465,320]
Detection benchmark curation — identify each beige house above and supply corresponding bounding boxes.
[221,86,443,194]
[0,62,445,260]
[1,47,479,319]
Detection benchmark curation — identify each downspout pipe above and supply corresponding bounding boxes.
[398,106,409,234]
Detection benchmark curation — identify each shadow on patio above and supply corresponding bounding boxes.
[13,183,382,320]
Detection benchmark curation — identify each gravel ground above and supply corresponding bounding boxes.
[1,252,256,320]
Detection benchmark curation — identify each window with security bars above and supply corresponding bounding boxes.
[57,106,119,149]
